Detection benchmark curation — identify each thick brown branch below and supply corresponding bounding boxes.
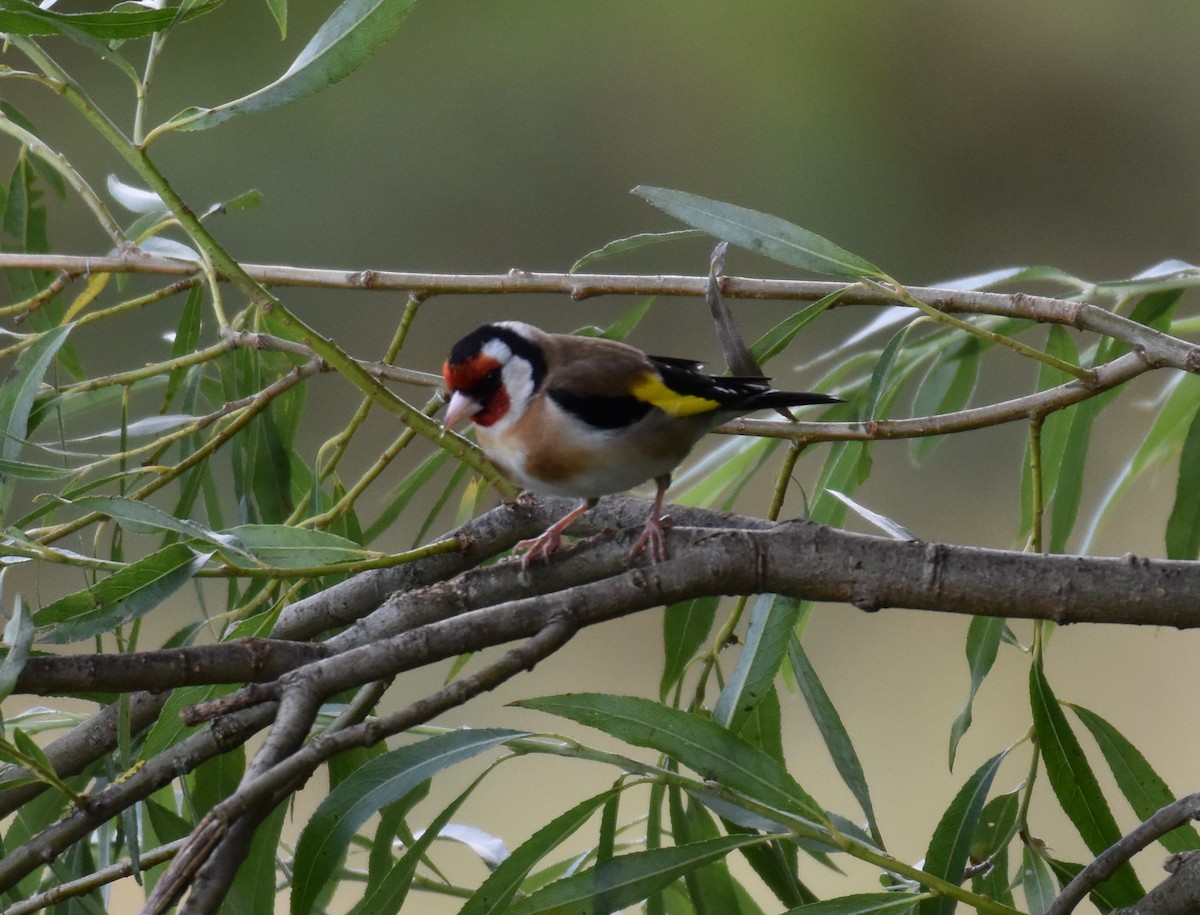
[14,639,328,696]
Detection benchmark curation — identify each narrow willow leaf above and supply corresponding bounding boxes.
[71,495,256,565]
[167,0,416,132]
[784,892,922,915]
[226,804,286,915]
[971,846,1013,908]
[350,771,490,915]
[1095,260,1200,296]
[506,835,765,915]
[1166,402,1200,559]
[290,729,524,915]
[0,457,75,480]
[569,230,704,273]
[459,788,619,915]
[162,285,204,410]
[1048,398,1102,553]
[713,593,801,732]
[660,596,719,702]
[1021,846,1056,915]
[364,448,451,543]
[1068,704,1200,854]
[825,490,917,541]
[939,264,1091,294]
[916,751,1005,915]
[909,341,981,465]
[1079,374,1200,552]
[969,789,1019,862]
[0,596,33,706]
[750,292,842,366]
[669,786,744,915]
[0,324,72,513]
[575,296,654,341]
[863,325,918,422]
[0,0,221,38]
[33,544,209,644]
[948,616,1005,770]
[1029,664,1143,904]
[789,638,883,848]
[517,694,826,826]
[633,186,885,279]
[223,523,366,568]
[674,435,777,509]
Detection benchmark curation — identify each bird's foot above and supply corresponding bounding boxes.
[631,513,672,562]
[515,529,564,567]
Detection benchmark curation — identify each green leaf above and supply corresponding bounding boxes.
[909,340,981,465]
[633,186,885,279]
[0,596,34,708]
[569,230,704,273]
[0,0,221,38]
[1029,664,1143,905]
[0,325,72,515]
[0,456,74,480]
[971,845,1013,908]
[166,0,416,132]
[1079,374,1200,552]
[784,892,922,915]
[1021,846,1056,915]
[1048,397,1103,553]
[71,496,258,566]
[1068,704,1200,854]
[460,788,620,915]
[789,638,883,847]
[290,728,524,915]
[948,616,1005,770]
[750,293,843,366]
[516,694,827,827]
[350,770,491,915]
[223,803,286,915]
[32,544,208,644]
[1166,401,1200,559]
[363,448,451,543]
[506,834,766,915]
[713,593,801,732]
[223,523,367,568]
[163,285,204,411]
[916,751,1005,915]
[968,789,1019,862]
[660,596,718,702]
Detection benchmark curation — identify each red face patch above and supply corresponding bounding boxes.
[443,354,500,393]
[442,355,509,426]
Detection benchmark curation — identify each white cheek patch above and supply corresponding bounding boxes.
[481,339,536,426]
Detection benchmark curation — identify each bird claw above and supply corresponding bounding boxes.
[631,513,672,562]
[515,530,562,567]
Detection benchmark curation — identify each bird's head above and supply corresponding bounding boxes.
[442,322,546,429]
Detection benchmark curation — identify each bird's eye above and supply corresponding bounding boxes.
[483,367,502,386]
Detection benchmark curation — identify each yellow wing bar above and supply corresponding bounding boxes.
[629,373,721,417]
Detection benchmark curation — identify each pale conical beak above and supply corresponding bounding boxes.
[442,390,482,430]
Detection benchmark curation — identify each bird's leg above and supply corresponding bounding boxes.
[631,474,673,562]
[516,497,598,567]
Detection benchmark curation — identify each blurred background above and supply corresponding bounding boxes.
[6,1,1200,911]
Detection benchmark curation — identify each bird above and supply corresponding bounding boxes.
[441,320,841,565]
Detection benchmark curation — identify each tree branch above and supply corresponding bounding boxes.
[1048,794,1200,915]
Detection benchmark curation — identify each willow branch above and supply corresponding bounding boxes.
[1048,794,1200,915]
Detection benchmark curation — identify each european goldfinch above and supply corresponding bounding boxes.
[442,321,840,564]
